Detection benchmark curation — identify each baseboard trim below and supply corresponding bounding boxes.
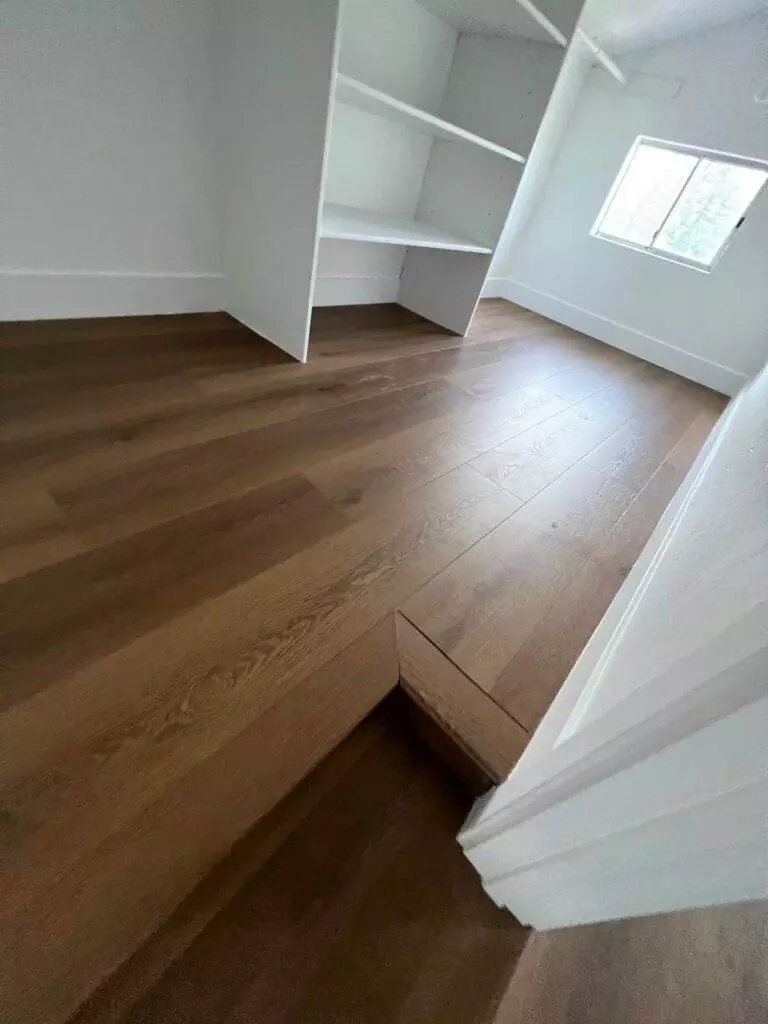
[0,271,223,320]
[312,275,400,307]
[481,276,507,299]
[497,279,746,397]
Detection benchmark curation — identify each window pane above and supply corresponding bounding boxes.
[598,144,698,246]
[654,160,767,265]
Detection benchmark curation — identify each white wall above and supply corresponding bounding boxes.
[494,14,768,394]
[1,0,221,319]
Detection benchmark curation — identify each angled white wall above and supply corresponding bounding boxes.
[493,13,768,393]
[1,0,221,320]
[217,0,340,359]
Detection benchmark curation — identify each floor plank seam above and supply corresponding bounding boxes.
[396,610,531,736]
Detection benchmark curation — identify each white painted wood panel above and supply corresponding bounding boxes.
[489,836,768,929]
[399,30,566,332]
[335,75,526,162]
[318,0,459,308]
[313,239,404,306]
[460,364,768,929]
[321,202,491,252]
[492,33,593,269]
[340,0,457,111]
[438,34,564,155]
[323,102,435,216]
[398,249,494,334]
[218,0,340,360]
[468,695,768,877]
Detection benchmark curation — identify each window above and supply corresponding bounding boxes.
[592,137,768,270]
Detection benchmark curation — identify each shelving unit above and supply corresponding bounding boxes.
[335,74,527,164]
[217,0,625,361]
[321,202,492,253]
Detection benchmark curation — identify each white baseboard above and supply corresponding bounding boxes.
[0,270,223,320]
[481,277,507,299]
[498,279,746,397]
[312,275,400,307]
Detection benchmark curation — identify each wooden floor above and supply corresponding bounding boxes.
[74,698,530,1024]
[0,300,727,1021]
[495,899,768,1024]
[75,701,767,1024]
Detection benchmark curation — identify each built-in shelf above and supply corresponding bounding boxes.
[320,202,493,254]
[575,30,626,85]
[335,74,527,164]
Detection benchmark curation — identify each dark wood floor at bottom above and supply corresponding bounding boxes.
[494,899,768,1024]
[73,698,768,1024]
[74,698,529,1024]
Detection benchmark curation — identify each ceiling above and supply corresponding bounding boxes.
[580,0,766,52]
[417,0,766,52]
[415,1,582,44]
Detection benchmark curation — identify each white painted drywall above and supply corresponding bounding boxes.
[582,0,765,53]
[315,0,457,306]
[217,0,340,358]
[461,360,768,928]
[1,0,221,319]
[494,14,768,393]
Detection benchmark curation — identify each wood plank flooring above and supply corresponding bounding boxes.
[73,700,531,1024]
[75,703,767,1024]
[494,898,768,1024]
[0,300,727,1022]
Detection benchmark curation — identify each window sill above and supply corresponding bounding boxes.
[590,231,713,274]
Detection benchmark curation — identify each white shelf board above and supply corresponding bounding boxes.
[320,203,492,254]
[335,73,526,164]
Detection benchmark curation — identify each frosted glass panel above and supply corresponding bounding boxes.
[655,160,768,264]
[598,144,697,246]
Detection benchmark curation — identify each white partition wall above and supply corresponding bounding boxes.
[217,0,341,361]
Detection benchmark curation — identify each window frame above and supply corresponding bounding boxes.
[591,135,768,273]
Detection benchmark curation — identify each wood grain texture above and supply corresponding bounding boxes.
[397,614,528,782]
[493,900,768,1024]
[488,426,720,731]
[2,619,400,1024]
[77,703,530,1024]
[404,365,725,731]
[0,474,349,710]
[0,300,726,1022]
[73,708,766,1024]
[0,480,85,583]
[402,462,638,701]
[72,707,393,1024]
